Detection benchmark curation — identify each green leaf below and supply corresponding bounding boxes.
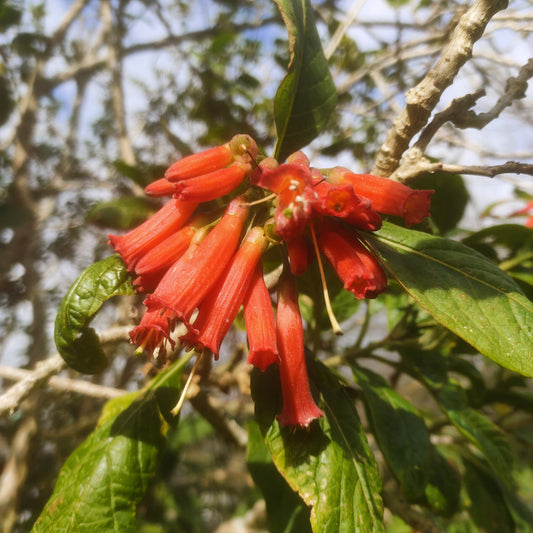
[252,360,385,533]
[411,171,469,234]
[463,458,515,533]
[367,222,533,376]
[33,357,189,532]
[0,1,22,31]
[402,349,514,485]
[247,421,312,533]
[87,197,158,230]
[424,448,461,516]
[54,255,135,373]
[352,366,433,501]
[462,224,533,256]
[273,0,338,161]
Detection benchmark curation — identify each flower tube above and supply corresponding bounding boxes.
[317,219,387,299]
[243,264,279,371]
[108,198,198,270]
[145,196,250,331]
[328,167,433,226]
[181,227,269,358]
[133,214,208,292]
[276,270,323,427]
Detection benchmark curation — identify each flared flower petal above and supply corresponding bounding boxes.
[243,264,279,371]
[313,180,382,231]
[130,306,176,359]
[145,196,250,331]
[108,198,198,271]
[181,227,269,358]
[253,163,318,239]
[328,167,433,226]
[317,219,387,299]
[173,162,250,202]
[276,270,324,427]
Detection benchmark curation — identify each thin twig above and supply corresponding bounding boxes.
[0,326,131,417]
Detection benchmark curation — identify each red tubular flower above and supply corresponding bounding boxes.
[313,180,382,231]
[243,264,279,371]
[165,143,234,182]
[145,196,250,331]
[144,177,177,197]
[129,306,176,359]
[181,227,269,358]
[328,167,433,226]
[165,134,258,182]
[253,163,318,239]
[286,235,311,275]
[108,198,198,270]
[511,199,533,227]
[317,219,387,299]
[173,162,251,203]
[132,214,208,292]
[276,270,324,427]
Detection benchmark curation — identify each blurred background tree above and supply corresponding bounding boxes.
[1,0,533,531]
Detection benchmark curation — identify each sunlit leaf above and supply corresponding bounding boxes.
[32,357,189,532]
[54,255,134,373]
[273,0,338,161]
[367,222,533,376]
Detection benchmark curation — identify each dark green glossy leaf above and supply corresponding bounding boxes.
[87,197,158,230]
[54,255,134,373]
[252,360,385,533]
[402,349,514,485]
[367,222,533,376]
[273,0,338,161]
[33,357,189,532]
[411,171,469,234]
[424,448,461,516]
[463,458,514,533]
[247,421,312,533]
[352,366,432,501]
[462,224,533,255]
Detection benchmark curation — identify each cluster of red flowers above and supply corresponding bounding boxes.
[109,134,433,427]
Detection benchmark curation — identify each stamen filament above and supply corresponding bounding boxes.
[310,223,343,335]
[244,193,277,207]
[171,351,203,416]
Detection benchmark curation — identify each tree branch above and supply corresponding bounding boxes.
[0,326,131,417]
[372,0,509,178]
